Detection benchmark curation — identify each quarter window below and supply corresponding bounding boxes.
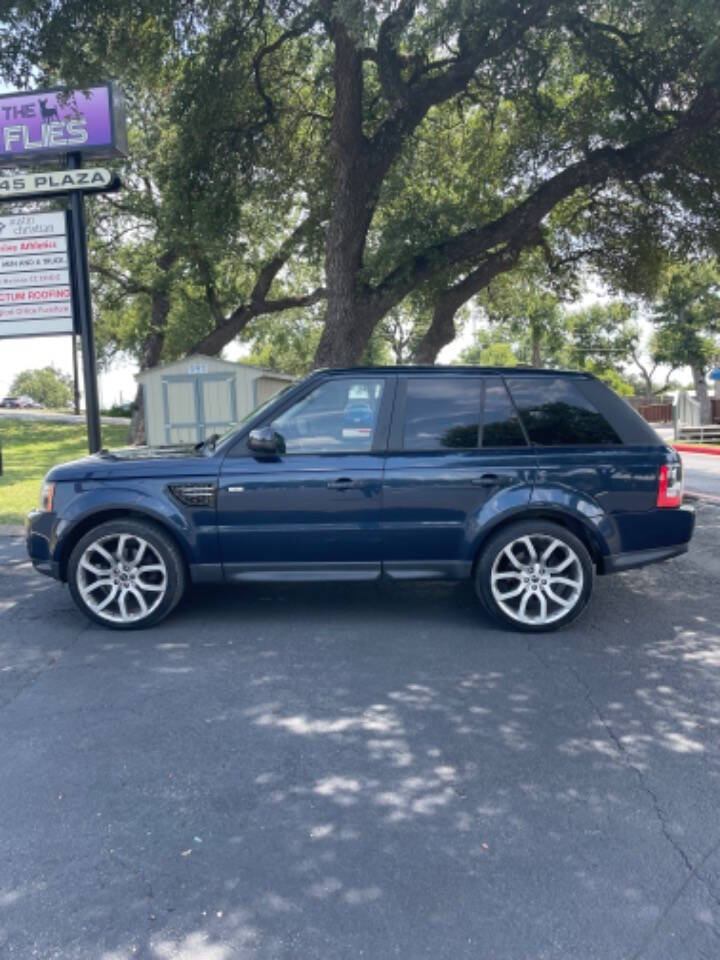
[271,378,385,453]
[506,377,621,446]
[402,378,481,450]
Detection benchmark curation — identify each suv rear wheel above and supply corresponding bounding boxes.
[68,519,186,629]
[476,520,593,632]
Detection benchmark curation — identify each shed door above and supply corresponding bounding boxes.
[201,375,237,435]
[162,374,237,444]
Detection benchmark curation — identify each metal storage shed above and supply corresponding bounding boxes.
[135,355,294,446]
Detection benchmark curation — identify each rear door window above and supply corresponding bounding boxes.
[402,378,481,450]
[506,377,621,446]
[482,379,527,447]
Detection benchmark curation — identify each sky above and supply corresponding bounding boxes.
[0,335,259,405]
[0,336,133,405]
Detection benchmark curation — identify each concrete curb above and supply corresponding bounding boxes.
[675,443,720,456]
[0,525,24,537]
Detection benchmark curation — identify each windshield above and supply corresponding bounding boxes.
[211,383,295,452]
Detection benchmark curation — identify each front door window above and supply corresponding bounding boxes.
[271,378,385,454]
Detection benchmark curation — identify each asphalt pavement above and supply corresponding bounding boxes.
[681,451,720,501]
[2,503,720,959]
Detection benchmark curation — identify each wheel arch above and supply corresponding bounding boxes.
[57,508,191,582]
[471,506,606,575]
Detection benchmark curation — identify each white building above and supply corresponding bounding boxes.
[136,355,294,446]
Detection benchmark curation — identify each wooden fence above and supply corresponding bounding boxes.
[636,402,673,423]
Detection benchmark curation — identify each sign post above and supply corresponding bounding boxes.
[67,152,102,451]
[0,83,126,453]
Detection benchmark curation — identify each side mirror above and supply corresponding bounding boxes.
[248,426,282,455]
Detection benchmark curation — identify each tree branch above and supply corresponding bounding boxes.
[90,263,152,296]
[412,241,530,363]
[185,213,324,356]
[369,0,553,178]
[373,84,720,315]
[187,287,325,357]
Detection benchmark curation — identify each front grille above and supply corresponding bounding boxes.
[169,483,216,507]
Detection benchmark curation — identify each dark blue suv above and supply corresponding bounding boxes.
[26,367,694,632]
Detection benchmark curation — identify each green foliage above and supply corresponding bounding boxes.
[563,303,639,379]
[100,403,134,418]
[461,293,637,394]
[478,268,567,367]
[5,0,720,368]
[242,313,323,376]
[582,363,634,397]
[376,298,433,363]
[460,341,519,367]
[9,367,73,408]
[651,260,720,374]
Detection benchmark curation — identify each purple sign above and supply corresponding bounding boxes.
[0,84,127,163]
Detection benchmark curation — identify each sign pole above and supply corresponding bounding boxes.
[71,332,80,416]
[67,152,102,453]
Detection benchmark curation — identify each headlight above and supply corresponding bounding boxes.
[39,480,55,512]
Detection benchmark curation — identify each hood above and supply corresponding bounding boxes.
[100,444,203,461]
[46,444,214,482]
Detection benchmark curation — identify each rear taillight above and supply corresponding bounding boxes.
[657,463,683,508]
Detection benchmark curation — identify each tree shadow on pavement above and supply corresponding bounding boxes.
[1,528,720,959]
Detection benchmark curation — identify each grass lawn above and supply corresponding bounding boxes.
[0,418,129,525]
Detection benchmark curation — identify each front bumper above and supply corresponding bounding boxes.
[26,509,62,580]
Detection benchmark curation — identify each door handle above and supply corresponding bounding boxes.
[472,473,511,487]
[327,477,357,490]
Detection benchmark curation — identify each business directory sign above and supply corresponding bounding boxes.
[0,213,73,337]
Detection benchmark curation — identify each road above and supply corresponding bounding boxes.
[2,503,720,959]
[681,451,720,501]
[0,409,130,426]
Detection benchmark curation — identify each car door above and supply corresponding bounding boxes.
[382,375,538,578]
[217,374,395,580]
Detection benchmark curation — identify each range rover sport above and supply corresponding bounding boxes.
[26,367,694,632]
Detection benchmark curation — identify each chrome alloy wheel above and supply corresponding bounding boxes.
[490,534,584,627]
[76,533,168,624]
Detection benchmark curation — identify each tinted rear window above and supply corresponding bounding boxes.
[506,377,621,446]
[403,378,480,450]
[482,379,527,447]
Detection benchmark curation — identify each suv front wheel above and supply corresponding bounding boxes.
[476,520,594,632]
[68,519,186,629]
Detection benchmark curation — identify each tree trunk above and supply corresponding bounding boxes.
[531,322,542,367]
[129,383,146,445]
[692,366,711,424]
[314,9,379,368]
[642,373,653,402]
[128,286,172,445]
[412,294,462,364]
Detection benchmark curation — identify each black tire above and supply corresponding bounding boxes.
[68,518,187,630]
[475,520,594,632]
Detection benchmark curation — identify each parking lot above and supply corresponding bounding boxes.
[1,501,720,960]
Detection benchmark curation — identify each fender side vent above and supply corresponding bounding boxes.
[169,483,216,507]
